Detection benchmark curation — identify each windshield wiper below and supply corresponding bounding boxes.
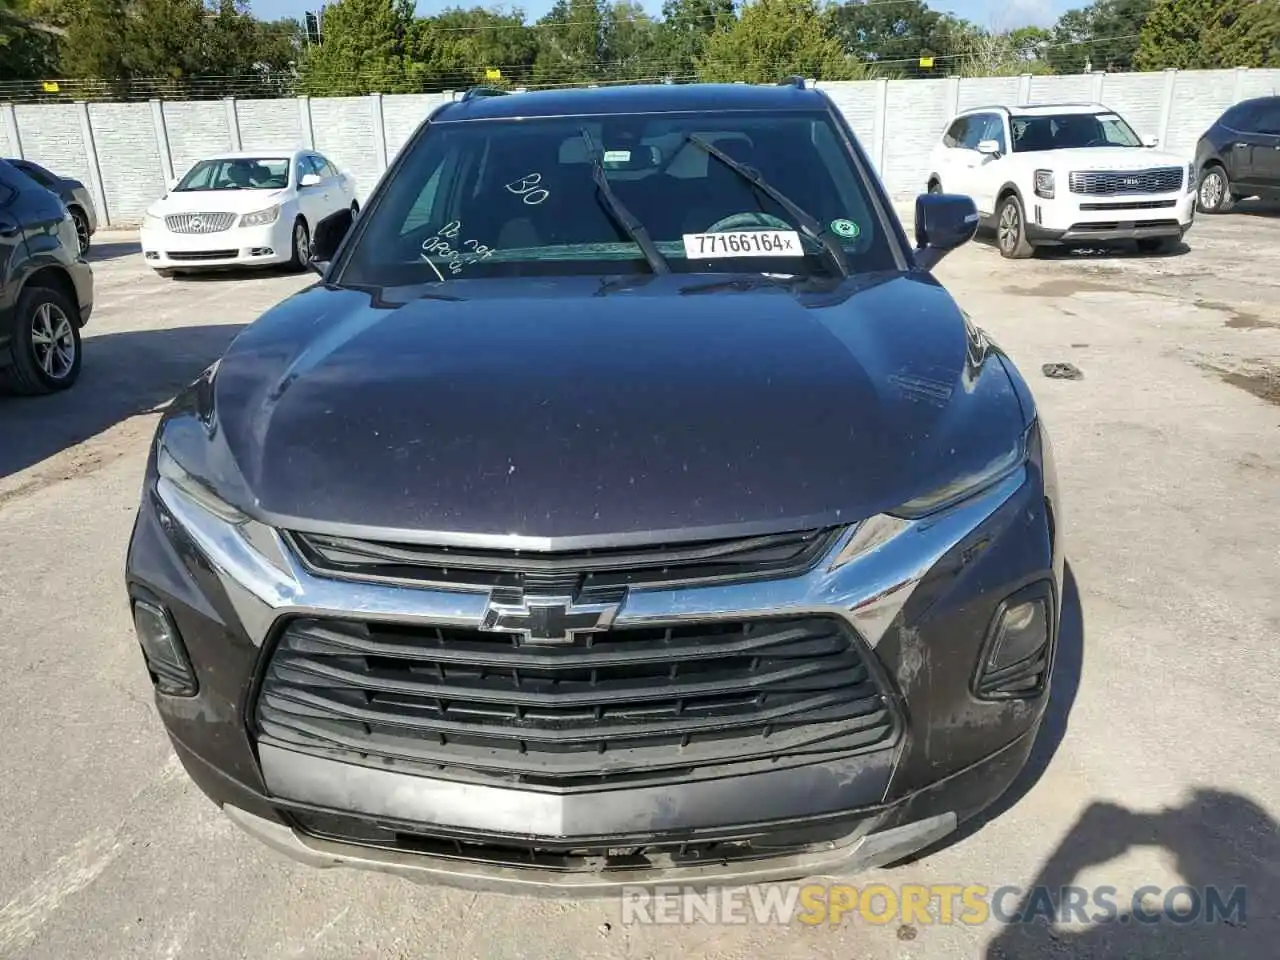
[580,128,669,275]
[685,134,849,279]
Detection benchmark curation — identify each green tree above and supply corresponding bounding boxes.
[827,0,942,75]
[123,0,207,78]
[655,0,735,78]
[1046,0,1153,73]
[601,0,662,80]
[297,0,416,95]
[0,0,61,80]
[411,7,537,90]
[698,0,862,82]
[1134,0,1279,69]
[533,0,605,84]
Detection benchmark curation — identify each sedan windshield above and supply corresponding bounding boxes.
[174,158,290,191]
[1010,112,1143,151]
[340,110,898,287]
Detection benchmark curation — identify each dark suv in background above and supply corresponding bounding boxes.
[0,159,94,394]
[1194,96,1280,213]
[4,158,98,255]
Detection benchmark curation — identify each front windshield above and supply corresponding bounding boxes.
[174,157,290,191]
[1010,112,1143,152]
[340,110,898,287]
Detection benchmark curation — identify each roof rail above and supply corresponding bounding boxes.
[778,75,806,89]
[461,86,509,101]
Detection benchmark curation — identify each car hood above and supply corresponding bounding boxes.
[159,273,1029,544]
[149,188,291,216]
[1026,146,1191,169]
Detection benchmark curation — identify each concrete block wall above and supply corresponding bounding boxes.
[2,69,1277,226]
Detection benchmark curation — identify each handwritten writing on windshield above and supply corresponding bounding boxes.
[421,220,494,275]
[505,173,549,206]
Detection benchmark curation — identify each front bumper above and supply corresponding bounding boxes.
[1025,189,1196,245]
[140,219,293,269]
[125,424,1063,892]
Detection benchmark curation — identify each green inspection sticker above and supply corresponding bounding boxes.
[831,218,860,239]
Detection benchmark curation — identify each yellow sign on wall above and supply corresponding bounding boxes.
[42,81,60,92]
[919,57,935,68]
[484,68,502,81]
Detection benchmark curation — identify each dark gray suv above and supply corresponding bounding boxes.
[125,82,1062,895]
[0,159,95,394]
[1194,96,1280,213]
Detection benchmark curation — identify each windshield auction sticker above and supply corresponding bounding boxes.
[683,230,802,258]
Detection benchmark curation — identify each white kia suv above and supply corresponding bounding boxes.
[927,103,1197,258]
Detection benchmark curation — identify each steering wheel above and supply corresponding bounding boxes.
[1083,137,1107,148]
[704,211,792,233]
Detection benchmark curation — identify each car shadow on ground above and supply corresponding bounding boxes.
[0,323,245,482]
[1226,197,1280,219]
[86,240,141,262]
[168,265,308,282]
[983,789,1277,959]
[973,230,1191,261]
[892,561,1085,866]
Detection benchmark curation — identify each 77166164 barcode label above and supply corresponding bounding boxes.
[682,230,803,259]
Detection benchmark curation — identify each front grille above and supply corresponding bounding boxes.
[165,249,239,261]
[290,809,862,872]
[1069,168,1183,195]
[165,212,236,233]
[288,527,842,595]
[255,615,896,788]
[1078,200,1176,211]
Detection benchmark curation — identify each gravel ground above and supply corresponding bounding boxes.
[1,204,1277,960]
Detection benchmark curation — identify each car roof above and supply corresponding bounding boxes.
[432,82,829,122]
[955,102,1113,118]
[197,149,310,160]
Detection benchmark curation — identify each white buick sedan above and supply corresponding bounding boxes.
[140,149,358,276]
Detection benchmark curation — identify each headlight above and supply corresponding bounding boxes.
[142,211,163,229]
[1033,170,1055,200]
[155,447,288,570]
[239,204,281,227]
[888,426,1031,520]
[1186,162,1196,193]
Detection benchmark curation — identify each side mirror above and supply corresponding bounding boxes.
[308,207,354,275]
[1142,135,1159,147]
[976,139,1001,157]
[299,172,322,188]
[913,192,979,271]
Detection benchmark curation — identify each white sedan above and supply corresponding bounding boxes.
[140,149,358,275]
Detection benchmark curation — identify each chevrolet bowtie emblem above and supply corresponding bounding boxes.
[480,595,619,645]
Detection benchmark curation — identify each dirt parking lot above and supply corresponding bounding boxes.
[1,206,1277,960]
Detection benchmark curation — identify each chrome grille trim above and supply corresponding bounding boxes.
[164,212,237,234]
[1068,168,1183,196]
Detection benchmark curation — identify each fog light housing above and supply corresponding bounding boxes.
[973,582,1053,700]
[132,598,197,696]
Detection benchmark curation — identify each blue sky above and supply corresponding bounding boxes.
[249,0,1075,31]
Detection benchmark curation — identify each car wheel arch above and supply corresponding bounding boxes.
[20,265,83,327]
[996,182,1024,207]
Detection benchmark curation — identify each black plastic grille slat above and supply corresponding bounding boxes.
[256,615,895,785]
[287,527,841,593]
[1068,167,1183,196]
[977,650,1050,698]
[1078,200,1177,211]
[290,810,862,872]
